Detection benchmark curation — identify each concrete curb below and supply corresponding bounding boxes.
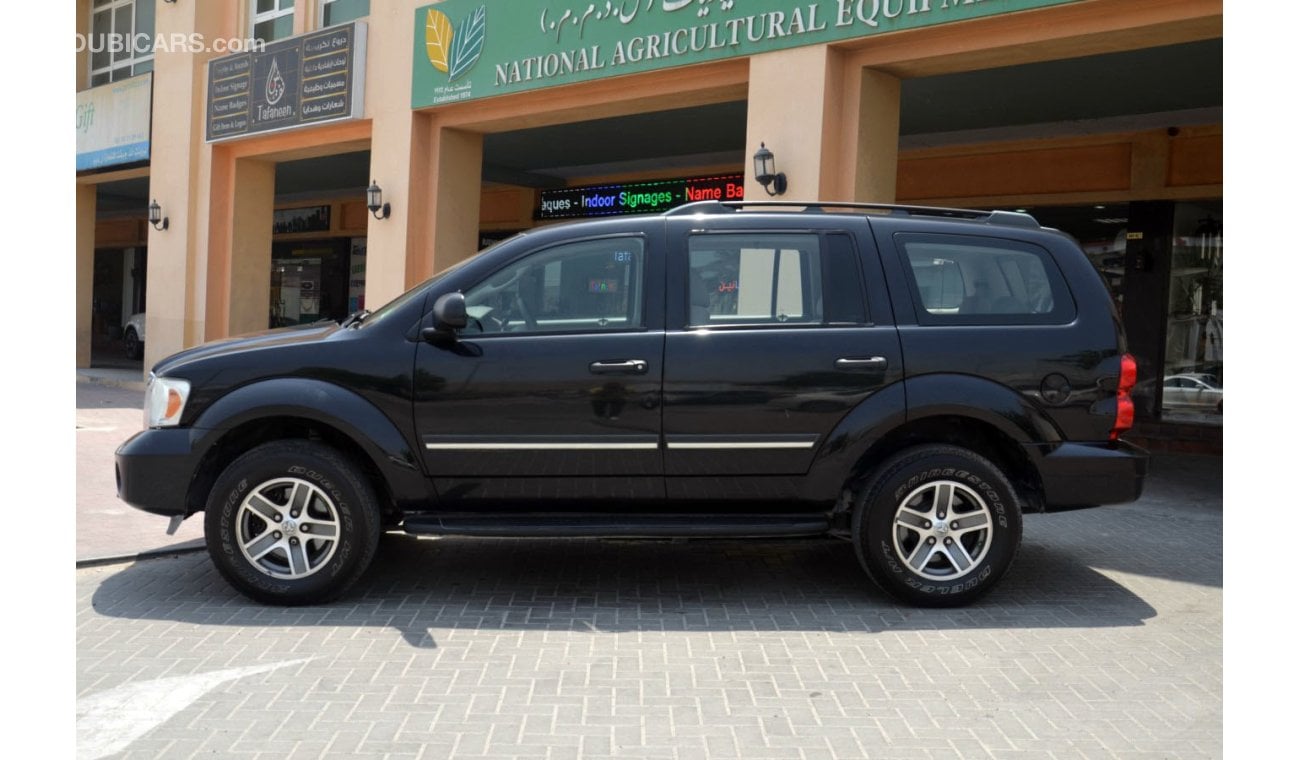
[76,539,206,569]
[77,369,148,393]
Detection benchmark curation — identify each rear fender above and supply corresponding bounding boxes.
[803,374,1060,503]
[801,383,908,503]
[904,373,1064,446]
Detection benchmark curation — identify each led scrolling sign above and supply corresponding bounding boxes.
[536,174,745,219]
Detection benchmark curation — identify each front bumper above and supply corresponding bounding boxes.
[115,427,205,517]
[1031,440,1149,511]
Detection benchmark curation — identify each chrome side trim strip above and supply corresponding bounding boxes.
[425,436,819,451]
[425,442,659,451]
[665,441,818,450]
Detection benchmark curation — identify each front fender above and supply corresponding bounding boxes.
[190,378,431,512]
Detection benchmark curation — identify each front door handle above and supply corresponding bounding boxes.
[589,359,648,375]
[835,356,888,370]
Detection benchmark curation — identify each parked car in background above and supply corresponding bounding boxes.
[1163,373,1222,412]
[123,313,146,360]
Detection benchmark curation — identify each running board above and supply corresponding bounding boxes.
[402,513,830,538]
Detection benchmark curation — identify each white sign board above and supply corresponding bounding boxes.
[76,73,152,171]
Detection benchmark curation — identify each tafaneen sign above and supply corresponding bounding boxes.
[207,22,367,142]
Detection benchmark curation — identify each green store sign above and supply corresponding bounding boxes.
[411,0,1079,108]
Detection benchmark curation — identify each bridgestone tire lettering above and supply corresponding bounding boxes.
[851,444,1023,607]
[204,440,381,606]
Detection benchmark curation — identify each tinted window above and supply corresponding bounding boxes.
[685,233,868,329]
[463,238,644,335]
[898,234,1073,325]
[823,234,868,325]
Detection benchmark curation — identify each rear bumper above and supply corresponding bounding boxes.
[1031,440,1149,511]
[115,428,205,517]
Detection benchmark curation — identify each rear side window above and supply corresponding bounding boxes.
[687,233,867,328]
[898,234,1074,325]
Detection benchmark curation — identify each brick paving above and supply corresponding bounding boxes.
[76,455,1221,759]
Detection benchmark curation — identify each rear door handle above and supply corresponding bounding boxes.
[589,359,648,375]
[835,356,888,370]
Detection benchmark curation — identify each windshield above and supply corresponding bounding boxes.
[359,236,522,328]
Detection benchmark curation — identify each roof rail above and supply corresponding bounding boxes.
[663,200,1040,229]
[663,201,729,216]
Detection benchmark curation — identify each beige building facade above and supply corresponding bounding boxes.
[75,0,1223,444]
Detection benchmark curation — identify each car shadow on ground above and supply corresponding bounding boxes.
[1022,453,1222,590]
[88,527,1166,649]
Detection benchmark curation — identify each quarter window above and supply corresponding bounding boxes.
[899,234,1073,325]
[462,238,645,335]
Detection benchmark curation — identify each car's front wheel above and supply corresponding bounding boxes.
[204,440,381,605]
[852,445,1022,606]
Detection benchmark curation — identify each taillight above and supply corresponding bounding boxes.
[1110,353,1137,441]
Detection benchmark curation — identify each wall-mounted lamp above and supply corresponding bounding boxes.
[752,142,787,196]
[148,199,169,231]
[163,0,177,4]
[367,180,391,220]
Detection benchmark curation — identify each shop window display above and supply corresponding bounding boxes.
[1163,201,1223,423]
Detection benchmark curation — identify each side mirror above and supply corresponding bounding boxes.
[421,292,466,346]
[432,291,467,329]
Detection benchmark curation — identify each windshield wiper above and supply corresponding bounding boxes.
[341,309,371,328]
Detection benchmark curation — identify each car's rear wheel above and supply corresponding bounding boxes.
[204,440,380,605]
[123,328,141,360]
[851,445,1022,606]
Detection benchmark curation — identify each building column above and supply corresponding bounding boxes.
[1123,201,1176,420]
[76,184,96,369]
[365,107,426,308]
[362,0,486,308]
[228,159,277,336]
[365,114,483,308]
[855,69,902,203]
[745,47,900,204]
[425,124,484,278]
[745,46,839,202]
[145,0,232,369]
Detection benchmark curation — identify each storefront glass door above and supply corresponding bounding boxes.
[1162,201,1223,423]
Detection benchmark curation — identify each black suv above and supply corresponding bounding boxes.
[117,201,1146,607]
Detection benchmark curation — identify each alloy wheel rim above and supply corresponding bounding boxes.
[236,477,341,579]
[891,479,994,582]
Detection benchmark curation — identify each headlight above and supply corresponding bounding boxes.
[144,374,191,428]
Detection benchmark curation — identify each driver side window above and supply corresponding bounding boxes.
[462,237,645,335]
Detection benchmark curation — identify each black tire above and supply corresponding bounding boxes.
[851,445,1022,607]
[204,440,381,605]
[123,328,141,360]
